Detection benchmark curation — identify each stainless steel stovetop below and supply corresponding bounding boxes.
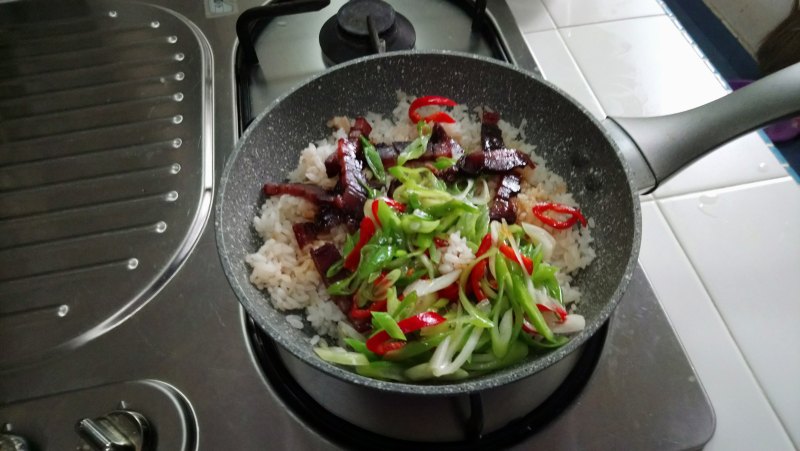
[0,1,714,449]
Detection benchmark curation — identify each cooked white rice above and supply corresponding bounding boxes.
[438,231,476,274]
[247,92,595,338]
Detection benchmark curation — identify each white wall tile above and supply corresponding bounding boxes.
[560,16,726,117]
[542,0,664,28]
[523,30,605,119]
[506,0,555,33]
[658,179,800,446]
[639,201,795,450]
[654,132,787,198]
[558,15,792,196]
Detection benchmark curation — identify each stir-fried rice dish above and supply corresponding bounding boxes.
[246,93,596,382]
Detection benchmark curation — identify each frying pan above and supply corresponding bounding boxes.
[216,51,800,396]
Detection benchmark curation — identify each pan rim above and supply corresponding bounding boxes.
[216,49,642,395]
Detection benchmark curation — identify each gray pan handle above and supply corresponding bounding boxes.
[604,62,800,194]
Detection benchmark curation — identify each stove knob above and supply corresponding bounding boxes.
[0,433,29,451]
[75,410,153,451]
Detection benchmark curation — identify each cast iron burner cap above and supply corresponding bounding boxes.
[320,0,416,66]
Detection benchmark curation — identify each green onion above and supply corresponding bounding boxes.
[520,333,570,349]
[490,281,513,358]
[428,240,441,264]
[456,252,496,329]
[360,136,386,183]
[391,291,417,320]
[376,199,402,237]
[397,267,426,287]
[325,259,344,278]
[356,244,394,280]
[435,213,460,233]
[509,269,555,342]
[397,121,431,166]
[533,263,563,304]
[494,253,512,287]
[386,287,401,319]
[342,232,358,257]
[356,361,408,381]
[404,362,470,381]
[383,333,448,361]
[462,339,529,371]
[433,156,457,169]
[371,311,406,340]
[429,326,484,377]
[418,252,435,279]
[401,214,440,234]
[344,338,376,359]
[314,347,370,366]
[327,273,357,296]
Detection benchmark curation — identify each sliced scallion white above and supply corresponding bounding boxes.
[551,314,585,334]
[404,362,470,381]
[522,222,556,260]
[403,269,461,298]
[371,311,406,341]
[314,347,370,366]
[337,321,365,342]
[430,326,484,377]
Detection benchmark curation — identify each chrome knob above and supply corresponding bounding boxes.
[76,410,152,451]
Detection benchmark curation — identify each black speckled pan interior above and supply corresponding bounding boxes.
[216,51,641,395]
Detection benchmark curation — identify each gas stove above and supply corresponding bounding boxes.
[0,1,714,449]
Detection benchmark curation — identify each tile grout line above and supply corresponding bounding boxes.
[651,199,796,446]
[653,175,792,202]
[552,13,667,29]
[538,0,666,30]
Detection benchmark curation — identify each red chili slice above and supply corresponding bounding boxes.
[350,299,388,321]
[372,272,388,288]
[498,244,534,275]
[408,95,457,124]
[537,303,567,322]
[421,111,456,124]
[438,282,460,302]
[433,237,449,248]
[470,259,488,301]
[521,320,535,334]
[372,341,406,355]
[475,232,492,257]
[343,217,376,271]
[369,300,388,312]
[372,198,407,228]
[382,198,407,212]
[366,312,446,355]
[532,202,588,229]
[371,200,382,228]
[349,300,372,320]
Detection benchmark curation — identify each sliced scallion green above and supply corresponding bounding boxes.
[360,136,386,183]
[314,347,370,366]
[371,311,406,341]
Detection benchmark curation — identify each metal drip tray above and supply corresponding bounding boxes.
[0,0,213,368]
